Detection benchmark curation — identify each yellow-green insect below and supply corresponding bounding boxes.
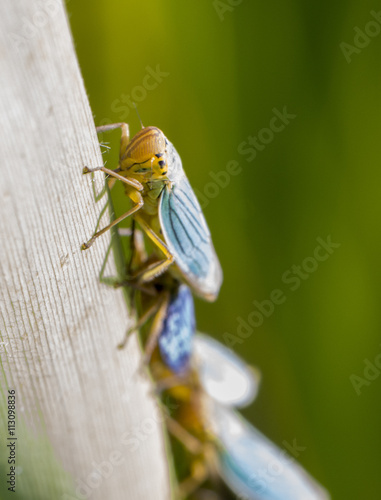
[83,123,223,301]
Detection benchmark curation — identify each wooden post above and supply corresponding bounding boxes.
[0,1,171,498]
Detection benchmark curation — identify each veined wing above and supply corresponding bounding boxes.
[159,173,223,301]
[212,406,330,500]
[158,284,195,373]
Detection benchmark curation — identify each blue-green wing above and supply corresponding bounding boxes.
[213,407,330,500]
[159,173,222,301]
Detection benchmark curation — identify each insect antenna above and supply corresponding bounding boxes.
[132,102,144,129]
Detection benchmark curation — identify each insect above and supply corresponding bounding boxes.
[101,221,329,499]
[157,283,195,374]
[112,223,195,375]
[156,335,330,500]
[193,333,259,408]
[83,123,223,301]
[133,278,196,374]
[212,405,331,500]
[114,230,252,496]
[155,332,260,499]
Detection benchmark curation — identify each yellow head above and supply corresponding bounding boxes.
[121,126,169,180]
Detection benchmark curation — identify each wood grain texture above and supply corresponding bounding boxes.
[0,1,171,498]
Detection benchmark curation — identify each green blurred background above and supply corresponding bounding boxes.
[68,1,381,498]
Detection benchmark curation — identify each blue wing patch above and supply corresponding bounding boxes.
[159,152,223,301]
[158,284,195,373]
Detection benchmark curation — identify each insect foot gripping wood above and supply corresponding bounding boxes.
[82,123,223,302]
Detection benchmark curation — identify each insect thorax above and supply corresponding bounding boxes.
[142,181,167,216]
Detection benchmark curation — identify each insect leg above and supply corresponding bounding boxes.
[142,291,170,365]
[167,418,214,498]
[166,417,204,456]
[82,192,144,250]
[124,221,148,275]
[96,122,129,134]
[154,373,190,394]
[177,460,209,500]
[132,215,175,282]
[117,299,161,349]
[97,226,155,293]
[96,123,130,160]
[107,177,117,190]
[83,165,143,191]
[97,238,121,288]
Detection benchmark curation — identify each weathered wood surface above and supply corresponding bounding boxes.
[0,1,170,498]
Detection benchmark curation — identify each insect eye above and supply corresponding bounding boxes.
[158,160,166,169]
[155,153,164,158]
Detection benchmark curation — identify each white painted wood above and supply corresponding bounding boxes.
[0,1,171,498]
